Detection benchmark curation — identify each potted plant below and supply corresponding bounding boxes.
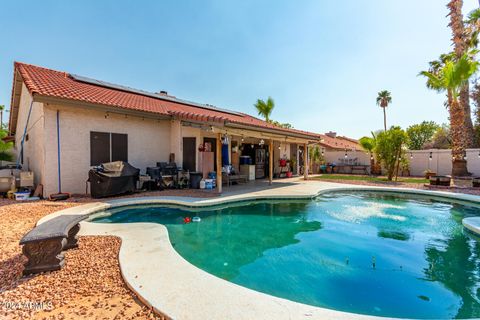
[290,156,297,174]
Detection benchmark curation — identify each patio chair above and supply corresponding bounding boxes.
[222,172,248,186]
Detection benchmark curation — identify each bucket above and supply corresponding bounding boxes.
[205,179,214,189]
[14,191,30,201]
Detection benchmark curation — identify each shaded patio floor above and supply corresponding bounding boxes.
[220,177,301,196]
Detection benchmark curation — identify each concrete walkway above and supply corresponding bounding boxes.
[37,180,480,320]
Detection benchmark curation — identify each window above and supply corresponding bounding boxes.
[90,131,128,166]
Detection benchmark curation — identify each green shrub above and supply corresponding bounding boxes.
[375,126,409,180]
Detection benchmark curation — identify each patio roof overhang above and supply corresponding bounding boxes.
[223,122,320,143]
[180,121,319,145]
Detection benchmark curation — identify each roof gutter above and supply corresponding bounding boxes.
[34,95,172,121]
[225,122,320,141]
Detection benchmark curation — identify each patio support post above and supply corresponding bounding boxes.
[269,140,273,185]
[216,133,222,193]
[304,143,309,180]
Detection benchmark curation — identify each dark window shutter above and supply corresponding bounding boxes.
[90,131,110,166]
[111,133,128,162]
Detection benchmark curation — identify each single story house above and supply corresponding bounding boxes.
[318,131,368,164]
[8,62,322,196]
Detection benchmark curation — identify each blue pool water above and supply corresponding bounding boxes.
[92,192,480,319]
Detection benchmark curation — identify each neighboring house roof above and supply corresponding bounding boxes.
[9,62,321,140]
[319,134,360,150]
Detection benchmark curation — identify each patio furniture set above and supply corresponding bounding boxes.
[320,158,370,175]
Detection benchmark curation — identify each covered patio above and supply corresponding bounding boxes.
[170,119,320,193]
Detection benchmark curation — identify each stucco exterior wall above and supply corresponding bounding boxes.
[324,148,480,177]
[42,104,171,195]
[408,149,480,176]
[13,83,45,187]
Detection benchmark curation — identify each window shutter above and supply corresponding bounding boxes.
[90,131,110,166]
[111,133,128,162]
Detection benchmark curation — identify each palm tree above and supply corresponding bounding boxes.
[420,52,479,176]
[376,90,392,131]
[308,145,322,173]
[465,8,480,142]
[448,0,475,147]
[359,135,376,174]
[254,97,275,122]
[0,105,4,130]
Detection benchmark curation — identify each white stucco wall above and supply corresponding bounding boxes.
[13,83,45,187]
[324,148,480,177]
[408,149,480,176]
[42,104,171,195]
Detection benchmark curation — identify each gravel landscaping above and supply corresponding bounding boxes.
[0,189,218,319]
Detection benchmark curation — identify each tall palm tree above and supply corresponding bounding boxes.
[376,90,392,131]
[448,0,475,147]
[254,97,275,122]
[420,53,479,176]
[0,105,4,130]
[465,8,480,141]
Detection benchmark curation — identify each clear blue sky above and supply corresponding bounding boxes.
[0,0,478,138]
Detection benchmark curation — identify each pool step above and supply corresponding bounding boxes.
[462,217,480,235]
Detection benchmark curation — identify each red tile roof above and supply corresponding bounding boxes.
[13,62,321,139]
[319,134,360,150]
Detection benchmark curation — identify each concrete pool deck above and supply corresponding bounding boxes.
[36,179,480,320]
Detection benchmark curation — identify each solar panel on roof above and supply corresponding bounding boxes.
[69,73,244,117]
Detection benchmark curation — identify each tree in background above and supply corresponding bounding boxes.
[420,52,478,176]
[254,97,275,122]
[270,120,293,129]
[0,129,13,164]
[0,105,5,130]
[375,126,409,181]
[430,124,453,149]
[406,121,440,150]
[359,135,376,173]
[376,90,392,131]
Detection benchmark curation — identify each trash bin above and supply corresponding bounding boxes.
[189,172,203,189]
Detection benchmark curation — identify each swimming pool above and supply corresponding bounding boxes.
[92,191,480,319]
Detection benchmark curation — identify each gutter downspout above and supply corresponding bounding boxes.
[56,110,62,193]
